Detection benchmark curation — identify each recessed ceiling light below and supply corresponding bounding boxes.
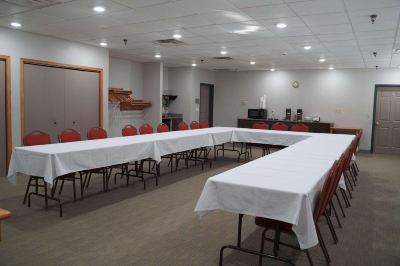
[191,63,197,67]
[173,34,182,39]
[276,23,287,29]
[319,58,326,62]
[329,66,334,70]
[220,50,227,55]
[270,68,276,72]
[304,45,312,50]
[250,61,256,65]
[99,42,107,47]
[93,6,106,13]
[10,22,21,28]
[155,54,161,58]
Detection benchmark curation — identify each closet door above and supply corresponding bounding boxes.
[65,69,99,139]
[24,64,65,142]
[0,60,6,176]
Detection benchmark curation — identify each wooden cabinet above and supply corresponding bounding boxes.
[237,118,333,133]
[23,63,100,142]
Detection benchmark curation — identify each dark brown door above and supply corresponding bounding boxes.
[0,59,6,176]
[373,87,400,154]
[64,69,99,139]
[24,64,65,143]
[199,83,214,126]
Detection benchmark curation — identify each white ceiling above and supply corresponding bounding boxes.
[1,0,400,70]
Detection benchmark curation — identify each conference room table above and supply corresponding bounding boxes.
[8,127,354,250]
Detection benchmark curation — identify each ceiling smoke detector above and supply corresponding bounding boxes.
[370,14,377,24]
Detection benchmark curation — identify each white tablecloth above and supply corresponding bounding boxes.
[194,132,354,249]
[8,126,354,249]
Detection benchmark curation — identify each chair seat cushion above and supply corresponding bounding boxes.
[0,209,11,220]
[255,217,293,232]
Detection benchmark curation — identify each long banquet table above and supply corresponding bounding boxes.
[8,127,354,249]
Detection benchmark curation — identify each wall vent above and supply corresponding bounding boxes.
[154,39,185,46]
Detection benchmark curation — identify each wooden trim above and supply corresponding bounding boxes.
[21,58,103,73]
[20,58,104,140]
[0,55,12,170]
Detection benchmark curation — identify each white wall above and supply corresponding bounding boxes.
[168,67,216,122]
[142,62,163,126]
[109,57,144,136]
[0,26,109,147]
[214,69,400,150]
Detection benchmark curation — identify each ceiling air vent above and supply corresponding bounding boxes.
[212,56,233,60]
[154,39,185,46]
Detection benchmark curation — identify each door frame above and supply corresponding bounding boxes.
[371,84,400,153]
[20,58,103,142]
[200,83,214,127]
[0,55,12,170]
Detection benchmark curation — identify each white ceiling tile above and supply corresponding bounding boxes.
[317,33,355,42]
[241,4,295,19]
[228,0,284,9]
[344,0,400,11]
[69,0,129,13]
[309,24,353,35]
[37,3,95,20]
[302,13,350,27]
[176,0,240,13]
[134,2,195,20]
[202,10,253,24]
[111,0,170,8]
[288,0,345,15]
[0,1,31,15]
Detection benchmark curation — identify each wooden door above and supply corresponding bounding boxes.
[64,69,100,139]
[373,87,400,154]
[24,64,65,142]
[0,59,6,176]
[199,84,214,126]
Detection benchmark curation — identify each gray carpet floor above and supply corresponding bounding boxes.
[0,149,399,266]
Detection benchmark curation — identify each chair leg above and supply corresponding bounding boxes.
[58,179,65,195]
[340,188,351,207]
[324,210,338,244]
[335,192,346,217]
[273,224,281,256]
[315,223,330,264]
[79,173,84,200]
[330,201,342,228]
[23,177,34,204]
[72,175,77,202]
[305,249,313,266]
[43,179,49,211]
[258,228,267,266]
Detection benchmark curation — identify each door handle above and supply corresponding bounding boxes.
[53,121,57,125]
[376,121,380,127]
[72,121,76,125]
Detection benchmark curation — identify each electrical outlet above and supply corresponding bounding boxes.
[335,108,343,114]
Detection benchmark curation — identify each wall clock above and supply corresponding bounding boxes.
[292,81,300,88]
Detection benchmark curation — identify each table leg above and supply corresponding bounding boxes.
[237,213,244,247]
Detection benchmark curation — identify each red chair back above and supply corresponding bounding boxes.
[23,131,51,146]
[59,129,81,143]
[139,123,154,135]
[253,122,269,130]
[157,123,170,133]
[190,121,200,129]
[178,121,189,131]
[87,127,107,140]
[199,121,209,128]
[122,125,138,136]
[291,123,309,132]
[271,122,289,131]
[313,161,339,222]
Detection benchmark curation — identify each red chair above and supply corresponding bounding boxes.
[253,161,339,266]
[23,130,51,146]
[87,127,107,140]
[59,128,81,143]
[199,121,209,128]
[251,122,270,156]
[85,127,110,192]
[56,129,84,202]
[291,123,309,132]
[117,125,145,188]
[122,124,138,136]
[22,131,62,216]
[139,123,160,185]
[190,121,200,129]
[178,121,189,131]
[253,122,269,130]
[271,122,289,131]
[157,123,170,133]
[139,123,154,135]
